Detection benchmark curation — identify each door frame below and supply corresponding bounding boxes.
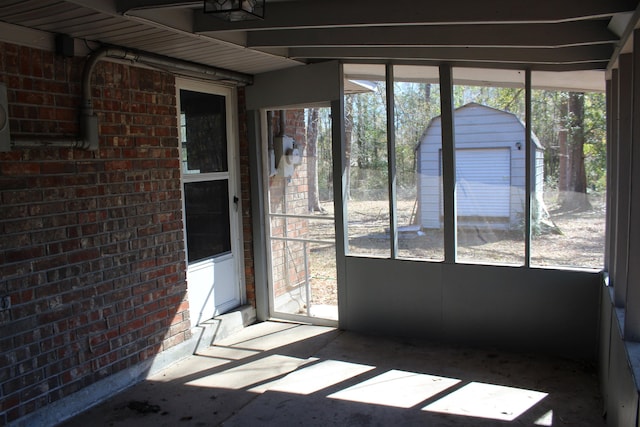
[244,61,346,326]
[176,78,245,325]
[259,107,338,328]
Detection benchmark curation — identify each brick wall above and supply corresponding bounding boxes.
[0,42,191,424]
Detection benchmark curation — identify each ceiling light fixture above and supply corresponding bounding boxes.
[204,0,265,21]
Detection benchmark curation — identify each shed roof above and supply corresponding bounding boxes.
[417,102,543,150]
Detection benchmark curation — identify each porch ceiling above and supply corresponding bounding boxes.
[0,0,638,82]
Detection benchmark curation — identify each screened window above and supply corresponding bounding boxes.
[342,64,606,270]
[344,65,390,258]
[393,66,443,261]
[452,68,526,265]
[529,85,606,269]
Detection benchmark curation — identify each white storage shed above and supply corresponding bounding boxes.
[417,103,544,230]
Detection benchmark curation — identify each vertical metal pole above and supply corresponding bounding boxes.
[624,29,640,340]
[386,64,398,258]
[247,109,270,321]
[332,64,349,328]
[604,77,612,272]
[283,175,290,292]
[614,54,633,307]
[525,69,532,267]
[439,64,457,264]
[304,241,311,317]
[607,70,619,279]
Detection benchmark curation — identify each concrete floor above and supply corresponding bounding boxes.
[61,321,606,426]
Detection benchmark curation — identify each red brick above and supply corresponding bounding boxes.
[40,162,76,174]
[6,246,45,263]
[66,248,100,264]
[104,160,132,171]
[1,162,41,175]
[120,318,144,334]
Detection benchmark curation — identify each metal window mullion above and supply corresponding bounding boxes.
[604,77,612,272]
[624,29,640,340]
[269,213,335,221]
[607,69,619,278]
[247,109,270,321]
[270,236,335,245]
[614,53,633,308]
[386,64,398,258]
[440,64,457,264]
[333,66,348,327]
[525,70,532,267]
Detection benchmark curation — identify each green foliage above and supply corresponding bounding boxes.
[454,85,525,119]
[583,92,607,192]
[315,108,334,200]
[531,90,607,193]
[394,82,441,190]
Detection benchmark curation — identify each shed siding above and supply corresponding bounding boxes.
[419,120,444,228]
[534,149,545,215]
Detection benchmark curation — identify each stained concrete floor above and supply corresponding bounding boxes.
[61,321,606,427]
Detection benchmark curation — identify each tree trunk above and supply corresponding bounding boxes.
[345,96,353,200]
[306,108,324,212]
[558,97,569,194]
[559,92,592,211]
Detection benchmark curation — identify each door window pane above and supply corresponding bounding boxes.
[184,180,231,262]
[180,90,228,174]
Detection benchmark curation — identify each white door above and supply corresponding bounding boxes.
[178,82,243,326]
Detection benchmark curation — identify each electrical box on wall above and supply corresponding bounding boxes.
[55,33,75,58]
[0,83,10,152]
[274,135,301,178]
[268,148,277,177]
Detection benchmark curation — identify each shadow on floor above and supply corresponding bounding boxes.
[61,321,606,426]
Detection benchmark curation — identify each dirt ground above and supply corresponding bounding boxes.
[306,195,606,307]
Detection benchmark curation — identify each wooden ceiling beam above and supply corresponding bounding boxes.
[246,21,618,49]
[115,0,199,13]
[194,0,638,32]
[289,45,615,64]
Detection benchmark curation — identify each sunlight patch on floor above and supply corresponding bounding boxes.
[178,324,552,424]
[535,410,554,426]
[328,369,461,408]
[196,345,260,361]
[422,381,548,421]
[186,354,313,390]
[309,304,339,321]
[251,360,374,394]
[214,323,332,352]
